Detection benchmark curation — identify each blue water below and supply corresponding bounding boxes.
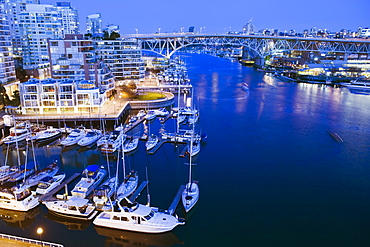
[1,54,370,247]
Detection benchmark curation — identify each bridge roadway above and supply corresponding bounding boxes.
[122,33,370,58]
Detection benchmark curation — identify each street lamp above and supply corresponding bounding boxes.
[158,28,161,34]
[135,28,138,35]
[37,227,43,246]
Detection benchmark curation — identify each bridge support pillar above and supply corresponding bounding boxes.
[254,57,265,68]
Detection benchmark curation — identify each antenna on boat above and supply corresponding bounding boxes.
[146,166,150,206]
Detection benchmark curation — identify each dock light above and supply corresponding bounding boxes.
[37,227,43,246]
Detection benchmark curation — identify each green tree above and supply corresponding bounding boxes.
[84,33,92,39]
[103,30,110,40]
[110,31,120,40]
[9,90,20,106]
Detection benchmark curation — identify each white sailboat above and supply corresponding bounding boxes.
[182,125,199,213]
[116,135,138,200]
[23,162,59,187]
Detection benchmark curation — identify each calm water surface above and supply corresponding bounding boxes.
[1,54,370,247]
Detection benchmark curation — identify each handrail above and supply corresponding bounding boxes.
[0,233,64,247]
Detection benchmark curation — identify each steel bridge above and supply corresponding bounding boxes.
[124,34,370,59]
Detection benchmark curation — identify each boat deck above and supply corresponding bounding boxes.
[38,173,80,202]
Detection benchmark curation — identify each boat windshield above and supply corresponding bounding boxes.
[14,188,31,201]
[144,210,155,220]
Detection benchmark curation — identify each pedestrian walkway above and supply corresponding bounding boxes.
[0,233,63,247]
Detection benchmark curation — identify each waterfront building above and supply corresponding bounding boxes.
[19,78,107,114]
[3,0,40,58]
[358,27,370,38]
[55,2,79,37]
[0,2,19,98]
[18,4,62,69]
[48,34,115,98]
[95,39,145,84]
[86,13,102,34]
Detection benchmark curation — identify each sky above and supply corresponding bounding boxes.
[43,0,369,34]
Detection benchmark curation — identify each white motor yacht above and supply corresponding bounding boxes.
[0,185,39,211]
[71,165,107,198]
[0,122,32,145]
[77,129,102,147]
[36,174,66,195]
[43,196,98,220]
[60,127,86,146]
[93,197,185,233]
[34,128,62,143]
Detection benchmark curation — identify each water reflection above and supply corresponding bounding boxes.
[0,207,40,229]
[44,212,90,231]
[94,226,183,247]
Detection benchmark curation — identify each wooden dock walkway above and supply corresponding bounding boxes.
[168,185,185,215]
[123,117,145,134]
[129,181,149,202]
[38,173,80,202]
[160,113,173,124]
[147,139,169,155]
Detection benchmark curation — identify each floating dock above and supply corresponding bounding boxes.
[160,113,173,124]
[129,181,149,202]
[123,117,145,134]
[168,185,185,215]
[0,233,63,247]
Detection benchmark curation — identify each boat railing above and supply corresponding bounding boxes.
[0,233,64,247]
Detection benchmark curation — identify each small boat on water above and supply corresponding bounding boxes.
[34,128,62,143]
[182,124,200,212]
[116,171,138,200]
[23,162,59,187]
[71,165,107,199]
[242,82,249,91]
[93,197,185,233]
[44,196,98,220]
[144,110,156,121]
[153,108,169,117]
[145,134,159,151]
[92,176,118,210]
[101,130,125,154]
[77,129,102,147]
[122,136,140,153]
[0,184,39,211]
[7,162,36,183]
[341,78,370,90]
[36,174,66,195]
[0,121,33,145]
[0,165,19,183]
[60,126,86,146]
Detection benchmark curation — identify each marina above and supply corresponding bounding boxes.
[0,54,370,246]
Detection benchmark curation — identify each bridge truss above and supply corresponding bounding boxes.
[135,34,370,58]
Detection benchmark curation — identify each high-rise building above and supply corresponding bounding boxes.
[95,39,145,83]
[3,0,40,58]
[0,2,17,86]
[18,4,62,69]
[55,2,79,37]
[86,13,102,34]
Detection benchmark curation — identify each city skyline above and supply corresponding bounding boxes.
[43,0,369,34]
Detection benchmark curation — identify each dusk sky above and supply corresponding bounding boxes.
[44,0,369,34]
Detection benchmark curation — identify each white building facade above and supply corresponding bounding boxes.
[86,13,102,34]
[20,78,105,114]
[95,39,145,83]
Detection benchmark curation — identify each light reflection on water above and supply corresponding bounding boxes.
[1,53,370,246]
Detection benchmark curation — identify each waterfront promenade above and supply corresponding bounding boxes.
[0,233,63,247]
